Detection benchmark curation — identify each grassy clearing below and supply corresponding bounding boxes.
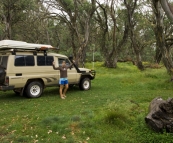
[1,62,173,143]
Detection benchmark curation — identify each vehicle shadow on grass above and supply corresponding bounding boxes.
[42,84,99,98]
[0,91,27,101]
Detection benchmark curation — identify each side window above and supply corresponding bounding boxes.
[15,55,35,66]
[37,56,53,66]
[25,56,35,66]
[15,56,25,66]
[58,58,70,66]
[37,56,45,66]
[46,56,53,66]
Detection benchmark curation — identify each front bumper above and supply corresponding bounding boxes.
[90,70,96,80]
[0,85,14,91]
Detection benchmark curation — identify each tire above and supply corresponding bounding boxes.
[79,78,91,90]
[0,66,6,84]
[26,81,43,98]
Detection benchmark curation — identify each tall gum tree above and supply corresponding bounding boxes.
[43,0,96,66]
[124,0,145,70]
[152,0,173,74]
[96,0,129,68]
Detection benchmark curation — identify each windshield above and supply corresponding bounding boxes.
[58,58,71,66]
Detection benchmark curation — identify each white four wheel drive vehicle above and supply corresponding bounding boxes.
[0,40,96,98]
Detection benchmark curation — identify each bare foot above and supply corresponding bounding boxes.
[60,96,65,99]
[63,94,66,98]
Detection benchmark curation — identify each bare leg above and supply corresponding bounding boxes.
[59,85,65,99]
[63,84,69,97]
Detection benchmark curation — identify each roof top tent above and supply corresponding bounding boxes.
[0,40,54,51]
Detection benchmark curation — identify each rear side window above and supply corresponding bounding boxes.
[37,56,45,66]
[46,56,54,65]
[15,55,35,66]
[0,56,8,69]
[37,56,53,66]
[25,56,35,66]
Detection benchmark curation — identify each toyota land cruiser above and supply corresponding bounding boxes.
[0,40,95,98]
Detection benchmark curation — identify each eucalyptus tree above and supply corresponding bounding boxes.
[95,0,129,68]
[13,0,53,44]
[124,0,147,70]
[0,0,33,39]
[123,1,155,64]
[152,0,173,73]
[42,0,97,66]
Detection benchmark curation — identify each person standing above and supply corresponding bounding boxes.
[52,60,74,99]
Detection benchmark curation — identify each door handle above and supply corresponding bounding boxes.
[16,73,22,76]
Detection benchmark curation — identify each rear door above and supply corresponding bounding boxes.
[0,56,8,85]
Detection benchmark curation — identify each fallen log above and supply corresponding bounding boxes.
[145,97,173,133]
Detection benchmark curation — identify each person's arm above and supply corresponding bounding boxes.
[52,61,60,70]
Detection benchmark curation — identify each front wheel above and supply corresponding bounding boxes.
[26,81,43,98]
[79,78,91,90]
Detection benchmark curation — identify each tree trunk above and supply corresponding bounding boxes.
[145,97,173,133]
[124,0,144,70]
[155,47,162,64]
[153,0,173,74]
[131,31,144,70]
[104,1,118,68]
[104,53,118,68]
[5,1,12,39]
[160,0,173,22]
[3,14,11,40]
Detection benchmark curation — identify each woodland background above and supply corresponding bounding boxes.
[1,0,173,73]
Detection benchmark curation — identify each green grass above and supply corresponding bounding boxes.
[1,62,173,143]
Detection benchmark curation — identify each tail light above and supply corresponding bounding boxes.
[5,77,9,85]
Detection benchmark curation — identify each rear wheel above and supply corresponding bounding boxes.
[79,78,91,90]
[26,81,43,98]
